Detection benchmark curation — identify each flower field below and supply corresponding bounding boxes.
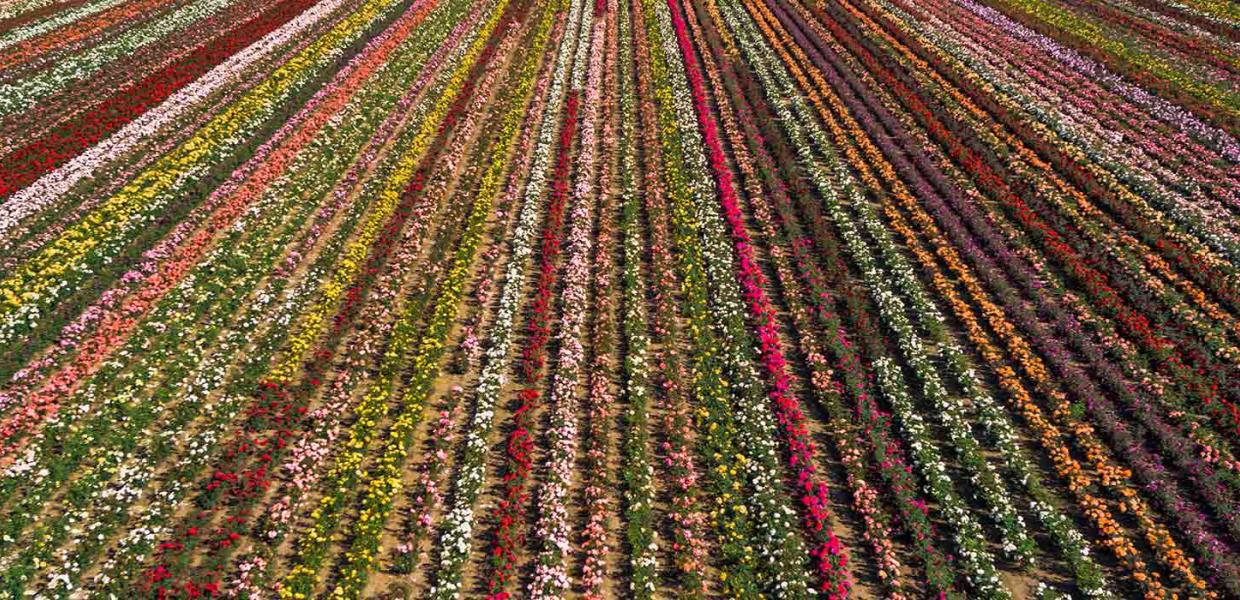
[0,0,1236,596]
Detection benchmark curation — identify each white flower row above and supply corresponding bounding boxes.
[616,0,657,591]
[528,7,606,597]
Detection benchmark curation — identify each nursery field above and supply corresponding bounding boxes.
[0,0,1237,597]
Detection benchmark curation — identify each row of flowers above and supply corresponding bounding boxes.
[0,0,134,62]
[380,8,548,579]
[869,0,1240,459]
[871,0,1240,379]
[753,0,1127,592]
[0,0,414,400]
[838,0,1235,468]
[956,0,1238,163]
[300,17,527,587]
[482,79,580,600]
[258,5,549,595]
[578,5,620,596]
[228,8,499,582]
[979,0,1239,131]
[528,6,605,597]
[0,0,209,158]
[614,0,658,592]
[198,4,516,596]
[0,0,219,78]
[121,6,485,592]
[635,1,759,595]
[909,0,1238,245]
[0,0,240,116]
[635,28,711,591]
[829,0,1240,585]
[669,0,854,595]
[0,0,449,462]
[642,0,822,595]
[5,65,396,596]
